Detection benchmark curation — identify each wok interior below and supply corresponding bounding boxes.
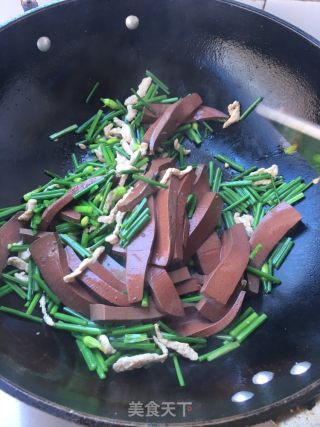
[0,0,320,424]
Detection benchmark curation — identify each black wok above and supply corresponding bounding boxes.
[1,0,320,425]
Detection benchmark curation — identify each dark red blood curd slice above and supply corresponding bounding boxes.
[172,290,246,337]
[146,266,185,317]
[126,197,156,303]
[117,158,175,212]
[176,279,201,296]
[201,224,250,304]
[65,246,129,306]
[142,104,227,125]
[90,299,163,321]
[0,213,22,272]
[30,233,99,316]
[151,176,180,267]
[168,267,191,284]
[143,93,203,153]
[195,232,221,274]
[59,208,81,224]
[39,177,101,230]
[184,192,223,261]
[250,202,301,267]
[19,228,51,244]
[193,165,210,197]
[172,171,195,264]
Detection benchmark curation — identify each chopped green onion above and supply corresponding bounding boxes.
[246,265,281,284]
[82,336,102,349]
[159,97,179,104]
[240,96,263,121]
[158,321,176,335]
[141,292,149,308]
[198,341,240,362]
[231,166,257,181]
[99,181,113,212]
[49,124,78,141]
[222,211,235,228]
[50,304,59,315]
[87,109,103,141]
[27,190,66,200]
[74,205,93,215]
[220,180,251,188]
[172,354,185,386]
[0,204,26,221]
[8,283,27,300]
[8,243,29,252]
[235,313,267,342]
[122,198,148,230]
[208,161,214,187]
[162,334,206,345]
[132,174,168,189]
[0,285,13,299]
[229,312,259,338]
[75,115,96,135]
[2,272,30,287]
[249,243,263,260]
[26,292,41,315]
[252,202,263,229]
[110,324,155,336]
[146,70,170,95]
[63,307,90,322]
[71,153,79,169]
[222,195,250,212]
[73,176,105,200]
[112,342,157,352]
[186,194,197,219]
[186,128,202,144]
[124,334,149,343]
[223,307,256,334]
[121,208,149,238]
[85,81,100,104]
[212,167,222,192]
[100,98,119,110]
[273,238,294,269]
[105,352,122,368]
[181,294,203,303]
[286,192,305,205]
[113,145,130,159]
[54,312,88,326]
[214,155,244,172]
[76,339,97,371]
[59,234,91,258]
[55,322,105,335]
[0,306,42,323]
[32,274,60,305]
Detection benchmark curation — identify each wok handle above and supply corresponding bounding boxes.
[20,0,39,12]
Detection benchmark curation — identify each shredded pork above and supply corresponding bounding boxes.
[160,166,193,185]
[63,246,105,283]
[18,199,37,221]
[39,295,55,326]
[250,164,279,186]
[98,335,116,355]
[154,324,198,361]
[112,335,168,373]
[7,256,28,272]
[223,101,241,129]
[234,213,254,237]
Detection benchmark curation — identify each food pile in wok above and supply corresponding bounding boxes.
[0,71,313,385]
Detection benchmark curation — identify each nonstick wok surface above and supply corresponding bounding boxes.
[0,0,320,425]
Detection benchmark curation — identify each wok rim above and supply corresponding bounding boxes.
[1,0,320,425]
[0,0,319,50]
[1,374,320,426]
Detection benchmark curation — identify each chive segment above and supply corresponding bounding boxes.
[49,124,78,141]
